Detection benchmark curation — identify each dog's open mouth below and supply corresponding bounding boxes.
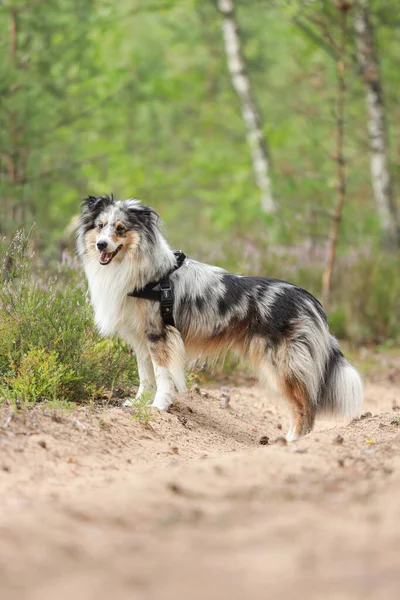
[99,245,123,265]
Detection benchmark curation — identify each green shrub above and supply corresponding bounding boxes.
[325,252,400,344]
[2,349,77,408]
[0,231,138,406]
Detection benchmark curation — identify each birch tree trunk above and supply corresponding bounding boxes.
[217,0,275,213]
[354,0,400,247]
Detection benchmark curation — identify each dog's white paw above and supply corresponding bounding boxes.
[122,398,135,407]
[123,389,155,408]
[151,394,173,411]
[285,428,298,443]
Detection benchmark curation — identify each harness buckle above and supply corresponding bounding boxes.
[159,278,174,325]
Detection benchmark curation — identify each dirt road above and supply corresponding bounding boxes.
[1,363,400,600]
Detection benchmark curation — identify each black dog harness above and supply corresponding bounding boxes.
[127,251,186,327]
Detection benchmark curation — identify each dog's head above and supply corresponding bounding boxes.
[77,194,159,265]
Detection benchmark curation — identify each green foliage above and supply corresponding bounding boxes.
[333,252,400,344]
[328,307,348,341]
[0,231,138,406]
[0,0,399,348]
[302,253,400,345]
[131,392,154,425]
[1,0,398,249]
[2,349,77,408]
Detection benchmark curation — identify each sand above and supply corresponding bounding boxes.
[0,367,399,599]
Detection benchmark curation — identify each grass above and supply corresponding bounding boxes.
[131,392,155,425]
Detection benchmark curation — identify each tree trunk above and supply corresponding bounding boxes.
[217,0,274,213]
[354,0,400,247]
[8,9,20,226]
[322,3,349,310]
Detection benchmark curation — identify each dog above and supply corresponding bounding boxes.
[77,194,363,441]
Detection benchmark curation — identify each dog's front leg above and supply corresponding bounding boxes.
[147,326,186,411]
[123,343,156,407]
[136,347,156,400]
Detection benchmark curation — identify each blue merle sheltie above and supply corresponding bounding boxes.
[77,194,363,441]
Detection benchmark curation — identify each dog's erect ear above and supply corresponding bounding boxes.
[125,200,160,226]
[81,194,114,214]
[139,206,160,224]
[132,206,160,230]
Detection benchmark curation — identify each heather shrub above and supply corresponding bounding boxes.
[0,231,138,406]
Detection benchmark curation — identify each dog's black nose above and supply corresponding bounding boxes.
[97,240,108,251]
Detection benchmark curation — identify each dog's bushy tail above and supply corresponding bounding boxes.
[317,337,363,417]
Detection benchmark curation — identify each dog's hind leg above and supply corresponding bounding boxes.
[147,326,186,411]
[257,355,315,442]
[280,378,316,442]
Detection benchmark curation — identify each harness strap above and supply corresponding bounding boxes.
[127,250,186,327]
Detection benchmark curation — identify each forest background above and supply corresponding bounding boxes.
[0,0,399,405]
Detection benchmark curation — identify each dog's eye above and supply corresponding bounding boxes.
[116,226,125,235]
[97,222,105,230]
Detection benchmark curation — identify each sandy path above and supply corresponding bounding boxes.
[0,374,399,600]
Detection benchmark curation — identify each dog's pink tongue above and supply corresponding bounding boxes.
[100,252,111,263]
